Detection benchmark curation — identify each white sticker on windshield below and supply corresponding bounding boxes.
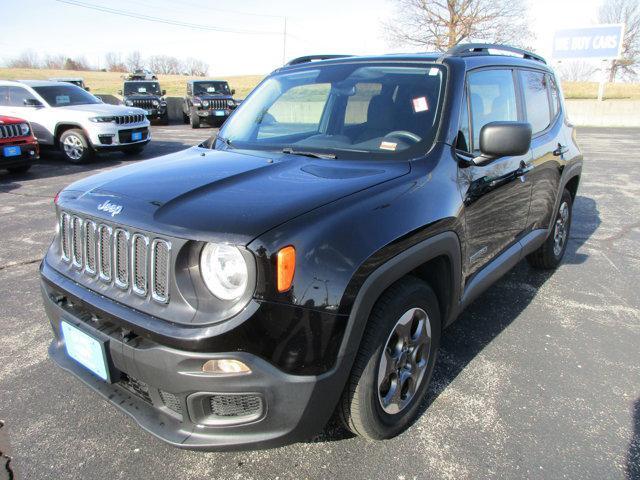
[207,87,216,92]
[412,96,429,113]
[380,141,397,151]
[56,95,70,105]
[428,67,440,76]
[137,87,147,93]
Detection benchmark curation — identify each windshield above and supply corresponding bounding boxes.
[217,62,445,159]
[193,81,230,95]
[33,85,101,107]
[124,82,161,96]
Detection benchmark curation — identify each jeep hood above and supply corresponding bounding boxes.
[58,147,410,244]
[58,103,147,116]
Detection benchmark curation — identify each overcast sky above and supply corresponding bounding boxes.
[1,0,604,75]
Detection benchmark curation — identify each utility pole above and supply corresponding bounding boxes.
[282,17,287,65]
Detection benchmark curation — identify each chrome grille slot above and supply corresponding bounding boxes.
[131,234,149,296]
[114,114,144,125]
[71,216,83,268]
[98,224,113,282]
[57,211,170,304]
[114,229,130,289]
[151,239,170,303]
[60,212,71,262]
[84,220,97,275]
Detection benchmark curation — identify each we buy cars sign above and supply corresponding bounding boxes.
[552,24,625,59]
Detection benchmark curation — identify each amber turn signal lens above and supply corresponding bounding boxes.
[277,246,296,292]
[202,359,251,375]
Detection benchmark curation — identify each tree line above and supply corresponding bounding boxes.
[4,50,209,77]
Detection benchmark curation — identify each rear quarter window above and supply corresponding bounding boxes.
[520,70,551,134]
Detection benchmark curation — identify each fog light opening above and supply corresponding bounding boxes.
[202,359,251,375]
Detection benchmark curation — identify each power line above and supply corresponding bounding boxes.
[53,0,283,35]
[163,0,286,19]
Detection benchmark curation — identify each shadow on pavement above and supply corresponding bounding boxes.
[313,194,601,443]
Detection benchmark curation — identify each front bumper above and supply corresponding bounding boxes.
[0,140,38,167]
[87,123,151,148]
[40,263,353,450]
[196,109,231,120]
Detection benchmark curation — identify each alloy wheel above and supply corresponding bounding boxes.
[63,134,84,160]
[553,201,570,257]
[377,307,431,414]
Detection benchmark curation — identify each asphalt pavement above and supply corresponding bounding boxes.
[0,125,638,480]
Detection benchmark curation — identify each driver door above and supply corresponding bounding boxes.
[457,68,533,277]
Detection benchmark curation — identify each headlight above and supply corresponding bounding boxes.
[160,101,167,106]
[19,123,30,135]
[89,116,115,123]
[125,100,133,106]
[227,99,235,107]
[152,100,159,106]
[202,100,210,108]
[200,243,248,301]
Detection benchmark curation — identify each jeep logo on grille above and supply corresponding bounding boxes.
[97,200,123,217]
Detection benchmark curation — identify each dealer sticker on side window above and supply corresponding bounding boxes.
[56,95,70,105]
[380,141,397,151]
[412,96,429,113]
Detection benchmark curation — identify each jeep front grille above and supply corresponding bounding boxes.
[59,211,171,304]
[0,123,26,139]
[131,99,155,109]
[114,114,145,125]
[205,99,228,110]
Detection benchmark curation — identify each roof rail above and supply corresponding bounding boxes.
[447,43,546,64]
[285,55,353,66]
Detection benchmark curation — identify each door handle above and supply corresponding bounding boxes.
[553,143,568,156]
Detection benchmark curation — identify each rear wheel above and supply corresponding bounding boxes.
[339,276,441,440]
[527,188,573,269]
[7,164,31,174]
[59,128,93,164]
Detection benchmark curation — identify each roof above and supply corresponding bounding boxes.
[0,80,63,87]
[187,79,229,84]
[49,77,84,81]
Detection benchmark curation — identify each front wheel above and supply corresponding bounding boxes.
[59,128,93,164]
[339,276,441,440]
[527,188,573,269]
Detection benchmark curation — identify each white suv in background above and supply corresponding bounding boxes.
[0,80,151,163]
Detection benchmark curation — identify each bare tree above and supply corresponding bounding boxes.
[63,56,91,71]
[382,0,534,51]
[7,50,40,69]
[182,57,209,76]
[556,60,598,82]
[599,0,640,81]
[125,51,143,72]
[105,52,127,72]
[149,55,182,74]
[43,54,65,70]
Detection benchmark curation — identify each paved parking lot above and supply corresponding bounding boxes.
[0,125,638,480]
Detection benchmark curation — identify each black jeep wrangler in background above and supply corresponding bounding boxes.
[182,79,238,128]
[41,44,582,450]
[120,80,169,125]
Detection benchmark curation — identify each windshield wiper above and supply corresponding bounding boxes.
[216,135,233,148]
[281,147,336,159]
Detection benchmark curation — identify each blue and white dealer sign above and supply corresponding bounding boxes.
[552,24,625,59]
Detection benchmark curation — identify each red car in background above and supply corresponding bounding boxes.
[0,115,39,174]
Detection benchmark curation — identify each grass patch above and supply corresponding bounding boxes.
[0,68,264,99]
[562,81,640,100]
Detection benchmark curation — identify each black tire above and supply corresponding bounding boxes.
[183,112,189,124]
[58,128,93,164]
[160,113,169,125]
[121,143,146,155]
[7,164,31,174]
[339,276,441,440]
[527,188,573,269]
[190,111,200,129]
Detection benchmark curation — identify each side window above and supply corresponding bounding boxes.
[548,74,561,118]
[344,83,382,125]
[520,70,551,134]
[8,87,36,107]
[0,87,8,106]
[256,83,330,139]
[456,90,471,152]
[468,69,518,151]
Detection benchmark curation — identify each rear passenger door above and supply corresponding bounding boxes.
[457,68,533,277]
[520,70,564,231]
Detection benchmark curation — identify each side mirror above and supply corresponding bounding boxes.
[474,121,532,166]
[118,89,123,95]
[162,89,166,95]
[24,98,43,108]
[231,88,236,95]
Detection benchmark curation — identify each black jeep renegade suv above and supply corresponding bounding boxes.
[41,44,582,450]
[120,80,169,125]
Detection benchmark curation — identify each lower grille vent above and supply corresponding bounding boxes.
[209,394,262,418]
[119,374,152,404]
[159,390,182,415]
